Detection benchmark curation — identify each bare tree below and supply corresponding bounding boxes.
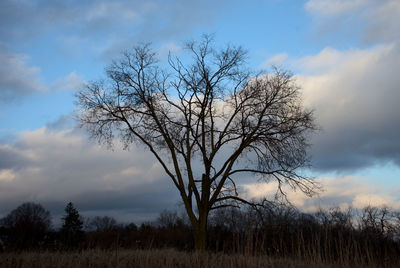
[86,216,118,232]
[0,202,51,249]
[76,35,317,250]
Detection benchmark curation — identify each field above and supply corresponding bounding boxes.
[0,248,387,268]
[1,248,399,268]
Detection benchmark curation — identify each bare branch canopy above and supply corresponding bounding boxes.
[76,36,317,250]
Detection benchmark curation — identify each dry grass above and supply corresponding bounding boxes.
[0,248,396,268]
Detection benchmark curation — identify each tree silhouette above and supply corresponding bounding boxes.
[87,216,117,232]
[60,202,83,249]
[77,35,317,250]
[0,202,51,249]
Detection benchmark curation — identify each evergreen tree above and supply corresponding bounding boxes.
[60,202,83,249]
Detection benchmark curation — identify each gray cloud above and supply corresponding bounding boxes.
[305,0,400,44]
[0,0,139,40]
[0,0,227,48]
[296,42,400,172]
[0,0,230,88]
[0,145,31,170]
[45,114,76,131]
[0,43,46,101]
[298,0,400,172]
[0,126,179,223]
[2,123,397,225]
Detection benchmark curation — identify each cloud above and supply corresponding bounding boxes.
[0,0,228,55]
[0,169,16,182]
[51,72,85,91]
[0,0,140,39]
[84,2,138,22]
[294,42,400,172]
[244,176,400,211]
[3,124,397,225]
[305,0,367,16]
[305,0,400,43]
[0,144,32,170]
[296,47,348,73]
[260,53,288,68]
[0,43,46,101]
[0,126,179,223]
[158,42,182,57]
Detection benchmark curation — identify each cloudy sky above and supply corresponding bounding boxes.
[1,0,399,225]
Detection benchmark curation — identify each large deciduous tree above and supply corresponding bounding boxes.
[77,36,317,250]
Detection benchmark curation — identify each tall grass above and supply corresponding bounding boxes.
[0,248,380,268]
[1,234,399,268]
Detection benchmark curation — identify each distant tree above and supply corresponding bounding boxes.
[77,35,317,250]
[157,210,179,229]
[358,206,399,239]
[87,216,117,232]
[157,210,188,229]
[124,222,138,232]
[0,202,51,249]
[60,202,84,249]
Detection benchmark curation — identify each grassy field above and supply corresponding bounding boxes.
[0,248,398,268]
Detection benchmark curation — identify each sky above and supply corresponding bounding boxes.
[0,0,400,225]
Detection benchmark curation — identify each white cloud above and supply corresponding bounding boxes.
[295,46,351,73]
[261,53,288,68]
[0,169,16,182]
[244,176,400,211]
[51,72,85,91]
[352,193,398,209]
[0,43,46,101]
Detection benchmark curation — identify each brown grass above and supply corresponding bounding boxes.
[0,248,396,268]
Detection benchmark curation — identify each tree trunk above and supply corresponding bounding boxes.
[193,211,208,251]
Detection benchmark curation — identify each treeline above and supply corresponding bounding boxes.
[1,201,400,264]
[207,203,400,263]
